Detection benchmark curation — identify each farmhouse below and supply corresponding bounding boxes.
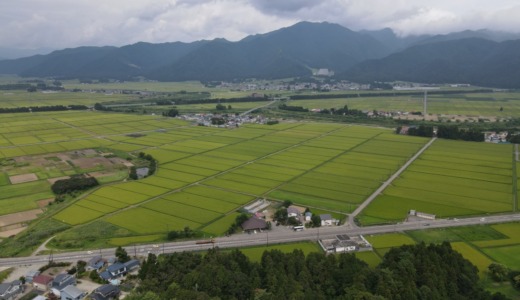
[287,206,300,218]
[320,214,335,226]
[241,217,267,232]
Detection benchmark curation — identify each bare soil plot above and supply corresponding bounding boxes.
[0,209,42,227]
[9,173,38,184]
[47,176,70,184]
[37,198,54,208]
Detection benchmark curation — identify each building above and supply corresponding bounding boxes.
[241,217,267,232]
[60,285,86,300]
[123,259,140,273]
[0,280,23,300]
[100,262,127,281]
[90,284,121,300]
[287,206,300,218]
[409,210,436,220]
[320,214,334,226]
[52,273,76,291]
[86,256,105,272]
[25,270,40,283]
[319,234,372,254]
[304,212,312,222]
[32,274,53,291]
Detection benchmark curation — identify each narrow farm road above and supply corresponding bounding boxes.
[240,100,277,116]
[31,236,55,256]
[348,137,437,227]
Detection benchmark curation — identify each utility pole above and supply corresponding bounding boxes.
[423,90,428,116]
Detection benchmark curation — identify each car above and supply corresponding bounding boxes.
[87,251,93,254]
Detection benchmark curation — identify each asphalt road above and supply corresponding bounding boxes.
[1,212,519,268]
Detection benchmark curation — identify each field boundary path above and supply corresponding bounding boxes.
[240,100,277,116]
[348,137,437,227]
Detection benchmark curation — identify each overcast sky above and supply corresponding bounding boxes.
[2,0,520,50]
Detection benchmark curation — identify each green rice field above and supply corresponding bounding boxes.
[0,108,513,253]
[359,139,514,225]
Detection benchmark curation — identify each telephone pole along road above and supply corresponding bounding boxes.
[1,212,519,268]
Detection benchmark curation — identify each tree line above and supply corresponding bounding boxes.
[398,125,484,142]
[0,105,88,114]
[289,89,494,100]
[127,242,507,300]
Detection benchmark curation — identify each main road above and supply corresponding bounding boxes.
[1,212,519,268]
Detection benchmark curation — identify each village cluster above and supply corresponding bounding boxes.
[0,256,140,300]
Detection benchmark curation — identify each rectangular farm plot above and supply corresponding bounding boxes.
[144,198,221,224]
[216,173,284,189]
[268,190,354,212]
[154,169,205,183]
[85,194,129,209]
[200,212,241,236]
[92,186,150,204]
[161,162,220,176]
[203,178,272,195]
[53,204,104,225]
[139,176,189,190]
[113,182,170,197]
[106,207,201,234]
[183,185,254,205]
[140,148,191,164]
[76,199,119,214]
[163,192,242,214]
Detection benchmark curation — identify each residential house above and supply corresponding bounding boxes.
[320,214,333,226]
[60,285,85,300]
[86,256,105,272]
[286,206,300,218]
[99,262,126,281]
[52,273,76,291]
[25,270,40,283]
[123,259,140,273]
[304,212,312,222]
[241,217,267,232]
[90,284,120,300]
[32,274,53,291]
[0,280,23,300]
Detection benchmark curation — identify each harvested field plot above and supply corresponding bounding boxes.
[9,173,38,184]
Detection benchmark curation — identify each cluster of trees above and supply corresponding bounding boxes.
[51,174,99,195]
[129,242,506,299]
[129,152,157,179]
[0,83,32,90]
[437,125,484,141]
[227,213,251,235]
[0,105,88,114]
[162,108,179,117]
[211,117,226,125]
[399,125,484,141]
[320,105,365,116]
[216,103,232,110]
[278,104,309,112]
[167,226,195,241]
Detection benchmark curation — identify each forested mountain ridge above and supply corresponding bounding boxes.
[1,22,520,87]
[124,243,508,300]
[340,38,520,88]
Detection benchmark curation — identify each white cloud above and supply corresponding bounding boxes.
[0,0,519,49]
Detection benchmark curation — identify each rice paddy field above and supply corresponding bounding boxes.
[359,139,514,225]
[0,107,515,255]
[288,92,520,118]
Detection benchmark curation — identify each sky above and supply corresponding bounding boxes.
[2,0,520,50]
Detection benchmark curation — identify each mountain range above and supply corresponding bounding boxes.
[1,22,520,88]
